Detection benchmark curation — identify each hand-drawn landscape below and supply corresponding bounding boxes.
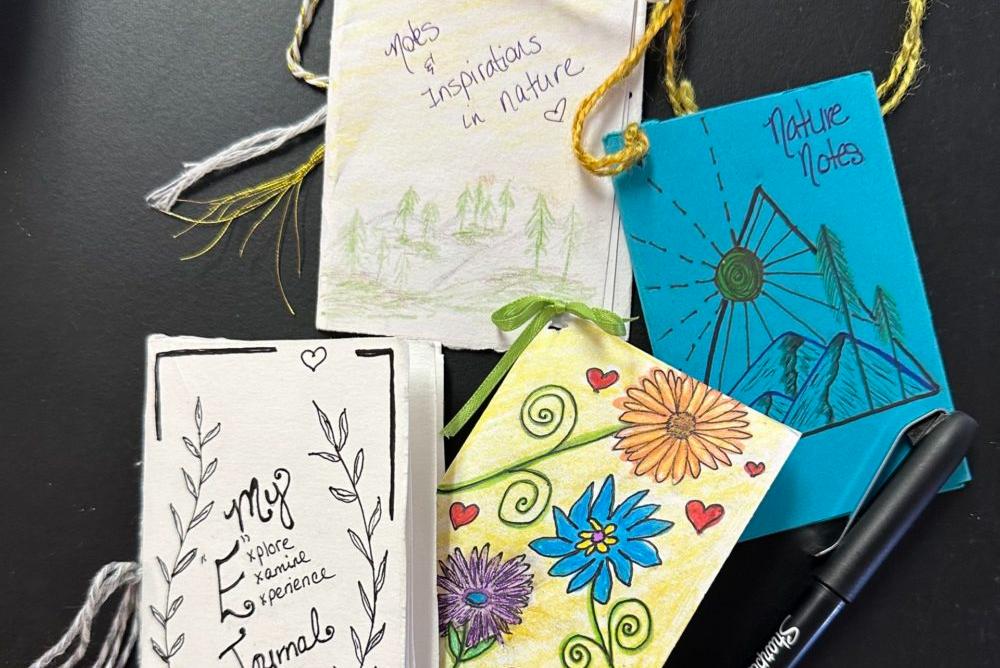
[630,184,939,436]
[320,178,595,322]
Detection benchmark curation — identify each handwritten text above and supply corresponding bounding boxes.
[385,20,440,74]
[763,99,864,187]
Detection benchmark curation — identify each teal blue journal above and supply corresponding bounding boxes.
[607,72,971,539]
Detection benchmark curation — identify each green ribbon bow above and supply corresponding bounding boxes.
[442,295,631,438]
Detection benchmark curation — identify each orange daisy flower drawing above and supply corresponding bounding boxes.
[615,368,752,484]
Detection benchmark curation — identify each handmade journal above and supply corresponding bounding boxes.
[139,336,443,666]
[436,320,800,666]
[607,72,971,539]
[317,0,648,350]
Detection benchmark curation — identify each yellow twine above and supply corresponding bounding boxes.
[875,0,927,114]
[572,2,676,177]
[576,0,929,176]
[166,144,326,315]
[664,0,698,116]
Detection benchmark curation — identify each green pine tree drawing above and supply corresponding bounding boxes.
[525,194,554,272]
[498,182,515,231]
[375,235,390,281]
[395,187,420,240]
[420,202,440,240]
[816,225,874,409]
[561,205,582,280]
[473,180,494,229]
[872,285,907,399]
[456,186,473,233]
[480,193,496,230]
[342,209,365,273]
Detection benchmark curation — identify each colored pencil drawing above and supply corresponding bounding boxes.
[629,183,939,436]
[436,383,677,667]
[320,180,597,322]
[438,545,534,666]
[608,74,968,540]
[530,475,670,667]
[435,325,798,666]
[615,368,752,484]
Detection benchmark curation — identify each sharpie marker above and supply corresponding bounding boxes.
[748,411,978,668]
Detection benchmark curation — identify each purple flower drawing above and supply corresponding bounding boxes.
[437,544,533,664]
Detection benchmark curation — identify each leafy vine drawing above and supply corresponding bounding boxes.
[437,385,623,528]
[150,397,220,665]
[310,402,387,667]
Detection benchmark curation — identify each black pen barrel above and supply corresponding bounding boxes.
[747,583,845,668]
[746,411,978,668]
[816,411,978,602]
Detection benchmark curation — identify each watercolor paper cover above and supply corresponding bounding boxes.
[435,321,799,666]
[139,336,443,666]
[317,0,647,350]
[606,72,970,540]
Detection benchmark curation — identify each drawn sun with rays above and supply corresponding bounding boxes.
[633,183,838,394]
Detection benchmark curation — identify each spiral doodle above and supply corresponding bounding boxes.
[498,469,553,527]
[520,385,577,445]
[607,599,653,654]
[714,246,764,302]
[560,634,610,668]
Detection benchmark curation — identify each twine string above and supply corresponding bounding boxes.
[287,0,330,89]
[572,2,677,177]
[875,0,927,114]
[92,580,139,668]
[145,105,327,213]
[664,0,698,116]
[146,0,335,315]
[29,561,140,668]
[576,0,929,176]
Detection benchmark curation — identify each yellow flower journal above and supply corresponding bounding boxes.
[437,320,800,666]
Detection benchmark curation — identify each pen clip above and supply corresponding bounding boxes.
[813,409,948,557]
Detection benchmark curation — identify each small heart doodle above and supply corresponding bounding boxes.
[301,347,327,372]
[586,367,620,392]
[544,97,568,123]
[744,461,766,478]
[685,500,725,535]
[449,502,480,530]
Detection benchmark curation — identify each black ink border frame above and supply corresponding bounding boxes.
[355,348,397,520]
[154,347,278,441]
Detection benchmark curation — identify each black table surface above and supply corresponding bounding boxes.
[2,2,998,666]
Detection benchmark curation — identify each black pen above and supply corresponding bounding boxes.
[748,411,978,668]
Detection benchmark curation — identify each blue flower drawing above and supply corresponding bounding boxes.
[529,475,673,604]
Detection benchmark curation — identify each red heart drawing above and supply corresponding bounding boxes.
[449,502,479,530]
[744,461,766,478]
[586,368,620,392]
[686,500,725,534]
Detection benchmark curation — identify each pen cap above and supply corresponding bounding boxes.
[816,411,978,603]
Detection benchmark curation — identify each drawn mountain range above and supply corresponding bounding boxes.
[623,182,943,438]
[731,331,938,435]
[325,179,594,321]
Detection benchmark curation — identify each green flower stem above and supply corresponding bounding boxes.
[450,625,467,667]
[587,585,614,666]
[587,584,615,668]
[437,424,623,495]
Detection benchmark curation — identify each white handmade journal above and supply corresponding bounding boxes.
[138,336,443,666]
[316,0,648,350]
